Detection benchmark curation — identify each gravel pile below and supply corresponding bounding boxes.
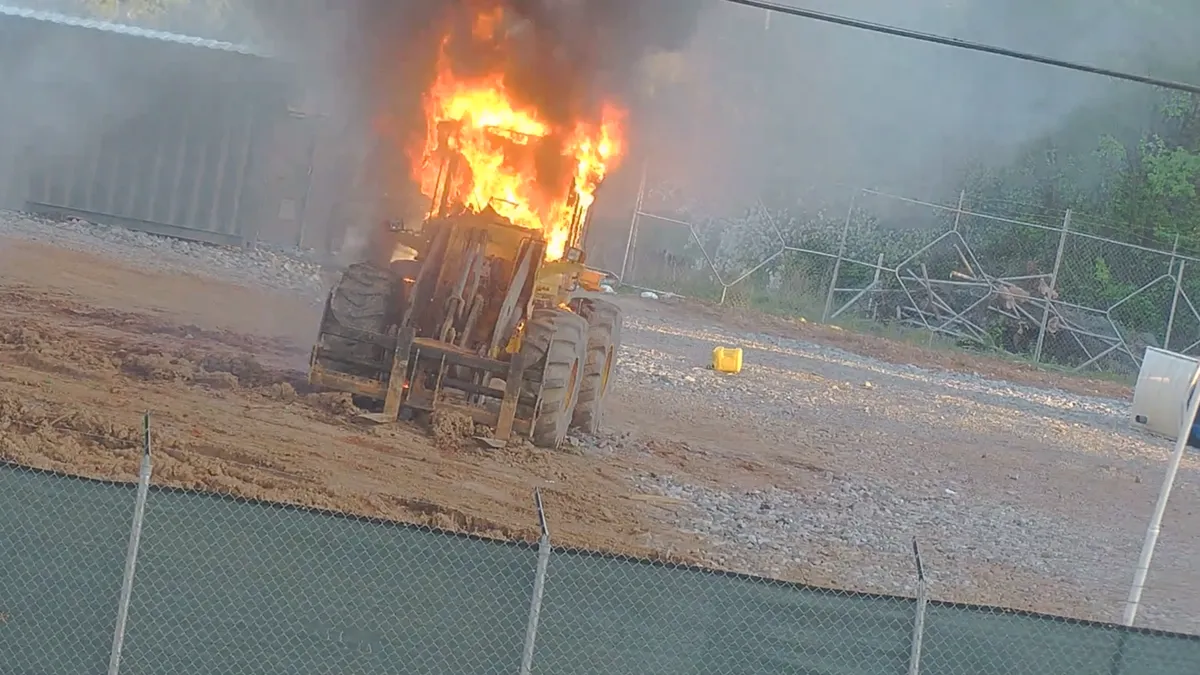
[0,211,328,299]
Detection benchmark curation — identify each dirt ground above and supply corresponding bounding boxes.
[0,238,709,558]
[0,236,1193,632]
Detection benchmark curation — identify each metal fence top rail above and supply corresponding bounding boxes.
[860,188,1200,261]
[0,3,267,56]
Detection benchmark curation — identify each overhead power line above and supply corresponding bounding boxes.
[0,4,264,55]
[724,0,1200,96]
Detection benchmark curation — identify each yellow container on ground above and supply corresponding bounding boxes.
[712,346,743,374]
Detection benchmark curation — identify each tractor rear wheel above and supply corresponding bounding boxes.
[518,308,588,449]
[320,262,394,375]
[570,299,623,434]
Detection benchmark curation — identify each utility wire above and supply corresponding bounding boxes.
[724,0,1200,96]
[0,4,265,55]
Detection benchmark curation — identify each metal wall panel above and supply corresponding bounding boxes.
[0,11,290,247]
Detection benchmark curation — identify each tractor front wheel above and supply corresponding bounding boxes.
[570,299,623,434]
[518,308,588,449]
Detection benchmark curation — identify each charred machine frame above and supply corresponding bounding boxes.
[308,121,617,448]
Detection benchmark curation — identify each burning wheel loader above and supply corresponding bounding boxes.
[308,123,623,449]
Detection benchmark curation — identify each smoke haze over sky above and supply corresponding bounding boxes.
[637,0,1200,207]
[2,0,1197,229]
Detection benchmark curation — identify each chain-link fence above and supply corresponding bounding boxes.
[5,437,1200,674]
[625,185,1200,376]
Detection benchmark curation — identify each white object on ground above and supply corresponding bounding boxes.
[1130,346,1200,440]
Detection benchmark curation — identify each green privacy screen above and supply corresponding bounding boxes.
[0,465,536,675]
[0,466,130,675]
[2,463,1199,675]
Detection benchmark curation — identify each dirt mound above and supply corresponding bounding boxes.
[366,494,533,541]
[430,410,477,450]
[304,392,358,417]
[0,392,333,503]
[120,352,196,381]
[0,322,120,378]
[108,347,298,394]
[0,394,145,478]
[1,288,303,399]
[0,393,141,445]
[493,442,554,468]
[194,371,240,390]
[198,354,275,387]
[260,382,298,402]
[0,325,48,347]
[0,323,275,390]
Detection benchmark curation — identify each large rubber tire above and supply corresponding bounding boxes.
[518,308,588,449]
[329,262,392,333]
[322,262,393,370]
[570,299,623,434]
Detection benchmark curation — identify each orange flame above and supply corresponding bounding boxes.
[411,22,624,260]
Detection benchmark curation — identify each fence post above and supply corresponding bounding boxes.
[619,162,647,284]
[1123,372,1200,627]
[907,538,928,675]
[1165,235,1183,350]
[822,193,855,322]
[107,412,152,675]
[1033,210,1071,364]
[519,488,552,675]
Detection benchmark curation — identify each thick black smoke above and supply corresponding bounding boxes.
[256,0,708,137]
[495,0,710,124]
[250,0,706,253]
[502,0,707,74]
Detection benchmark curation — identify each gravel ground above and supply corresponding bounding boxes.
[597,300,1199,631]
[0,211,327,299]
[619,315,1130,428]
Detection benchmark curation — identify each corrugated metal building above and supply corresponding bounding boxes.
[0,4,337,250]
